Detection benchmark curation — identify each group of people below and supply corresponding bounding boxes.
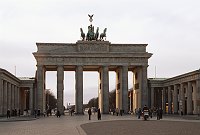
[7,109,21,118]
[135,106,163,120]
[88,108,101,120]
[110,108,124,116]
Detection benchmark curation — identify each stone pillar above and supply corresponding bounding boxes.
[141,66,148,108]
[132,69,141,110]
[173,85,178,114]
[0,79,3,115]
[116,66,128,113]
[29,87,34,114]
[193,81,198,114]
[195,79,200,114]
[98,66,109,114]
[122,66,128,113]
[57,65,64,114]
[162,88,166,114]
[116,67,122,110]
[37,65,45,113]
[168,86,172,114]
[3,81,8,115]
[187,81,193,114]
[151,87,154,108]
[11,85,15,110]
[17,87,20,112]
[75,65,83,114]
[180,83,185,115]
[8,83,11,110]
[14,86,18,110]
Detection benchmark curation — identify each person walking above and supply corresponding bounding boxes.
[97,108,101,120]
[88,108,92,120]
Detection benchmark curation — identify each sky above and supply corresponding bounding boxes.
[0,0,200,106]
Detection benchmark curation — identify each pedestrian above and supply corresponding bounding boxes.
[18,109,21,117]
[88,108,92,120]
[116,108,119,116]
[97,108,101,120]
[57,110,61,117]
[7,109,11,118]
[34,109,37,118]
[14,109,17,116]
[138,108,141,119]
[156,108,160,120]
[70,109,74,116]
[43,110,46,117]
[149,109,152,118]
[159,107,163,119]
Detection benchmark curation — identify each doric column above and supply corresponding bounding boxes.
[3,81,8,115]
[7,83,11,110]
[122,66,128,113]
[193,81,198,114]
[141,66,148,107]
[151,87,154,108]
[17,87,20,112]
[29,87,34,114]
[75,65,83,114]
[116,66,128,113]
[11,85,15,110]
[195,79,200,114]
[98,66,109,114]
[180,83,185,115]
[116,67,122,110]
[162,88,166,113]
[168,86,172,114]
[187,81,193,114]
[0,79,3,115]
[133,69,141,110]
[57,65,64,114]
[173,85,178,114]
[37,65,45,113]
[14,86,18,110]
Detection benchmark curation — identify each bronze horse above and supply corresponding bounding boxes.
[100,28,107,41]
[80,28,85,41]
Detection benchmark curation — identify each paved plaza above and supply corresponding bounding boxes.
[0,114,200,135]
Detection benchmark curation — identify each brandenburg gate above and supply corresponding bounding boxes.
[33,15,152,114]
[33,41,152,114]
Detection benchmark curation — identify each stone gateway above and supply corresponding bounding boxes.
[33,41,152,114]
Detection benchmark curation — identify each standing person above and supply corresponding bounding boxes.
[57,110,61,118]
[116,108,119,116]
[138,108,141,119]
[18,109,21,117]
[156,108,160,120]
[97,108,101,120]
[159,107,163,119]
[34,109,37,118]
[7,109,11,118]
[88,108,92,120]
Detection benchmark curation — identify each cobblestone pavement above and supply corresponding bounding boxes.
[0,114,200,135]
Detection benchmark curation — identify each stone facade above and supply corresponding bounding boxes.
[0,68,35,116]
[33,40,152,114]
[148,69,200,115]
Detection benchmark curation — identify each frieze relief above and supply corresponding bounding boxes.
[37,57,147,65]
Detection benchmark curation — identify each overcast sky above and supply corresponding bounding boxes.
[0,0,200,106]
